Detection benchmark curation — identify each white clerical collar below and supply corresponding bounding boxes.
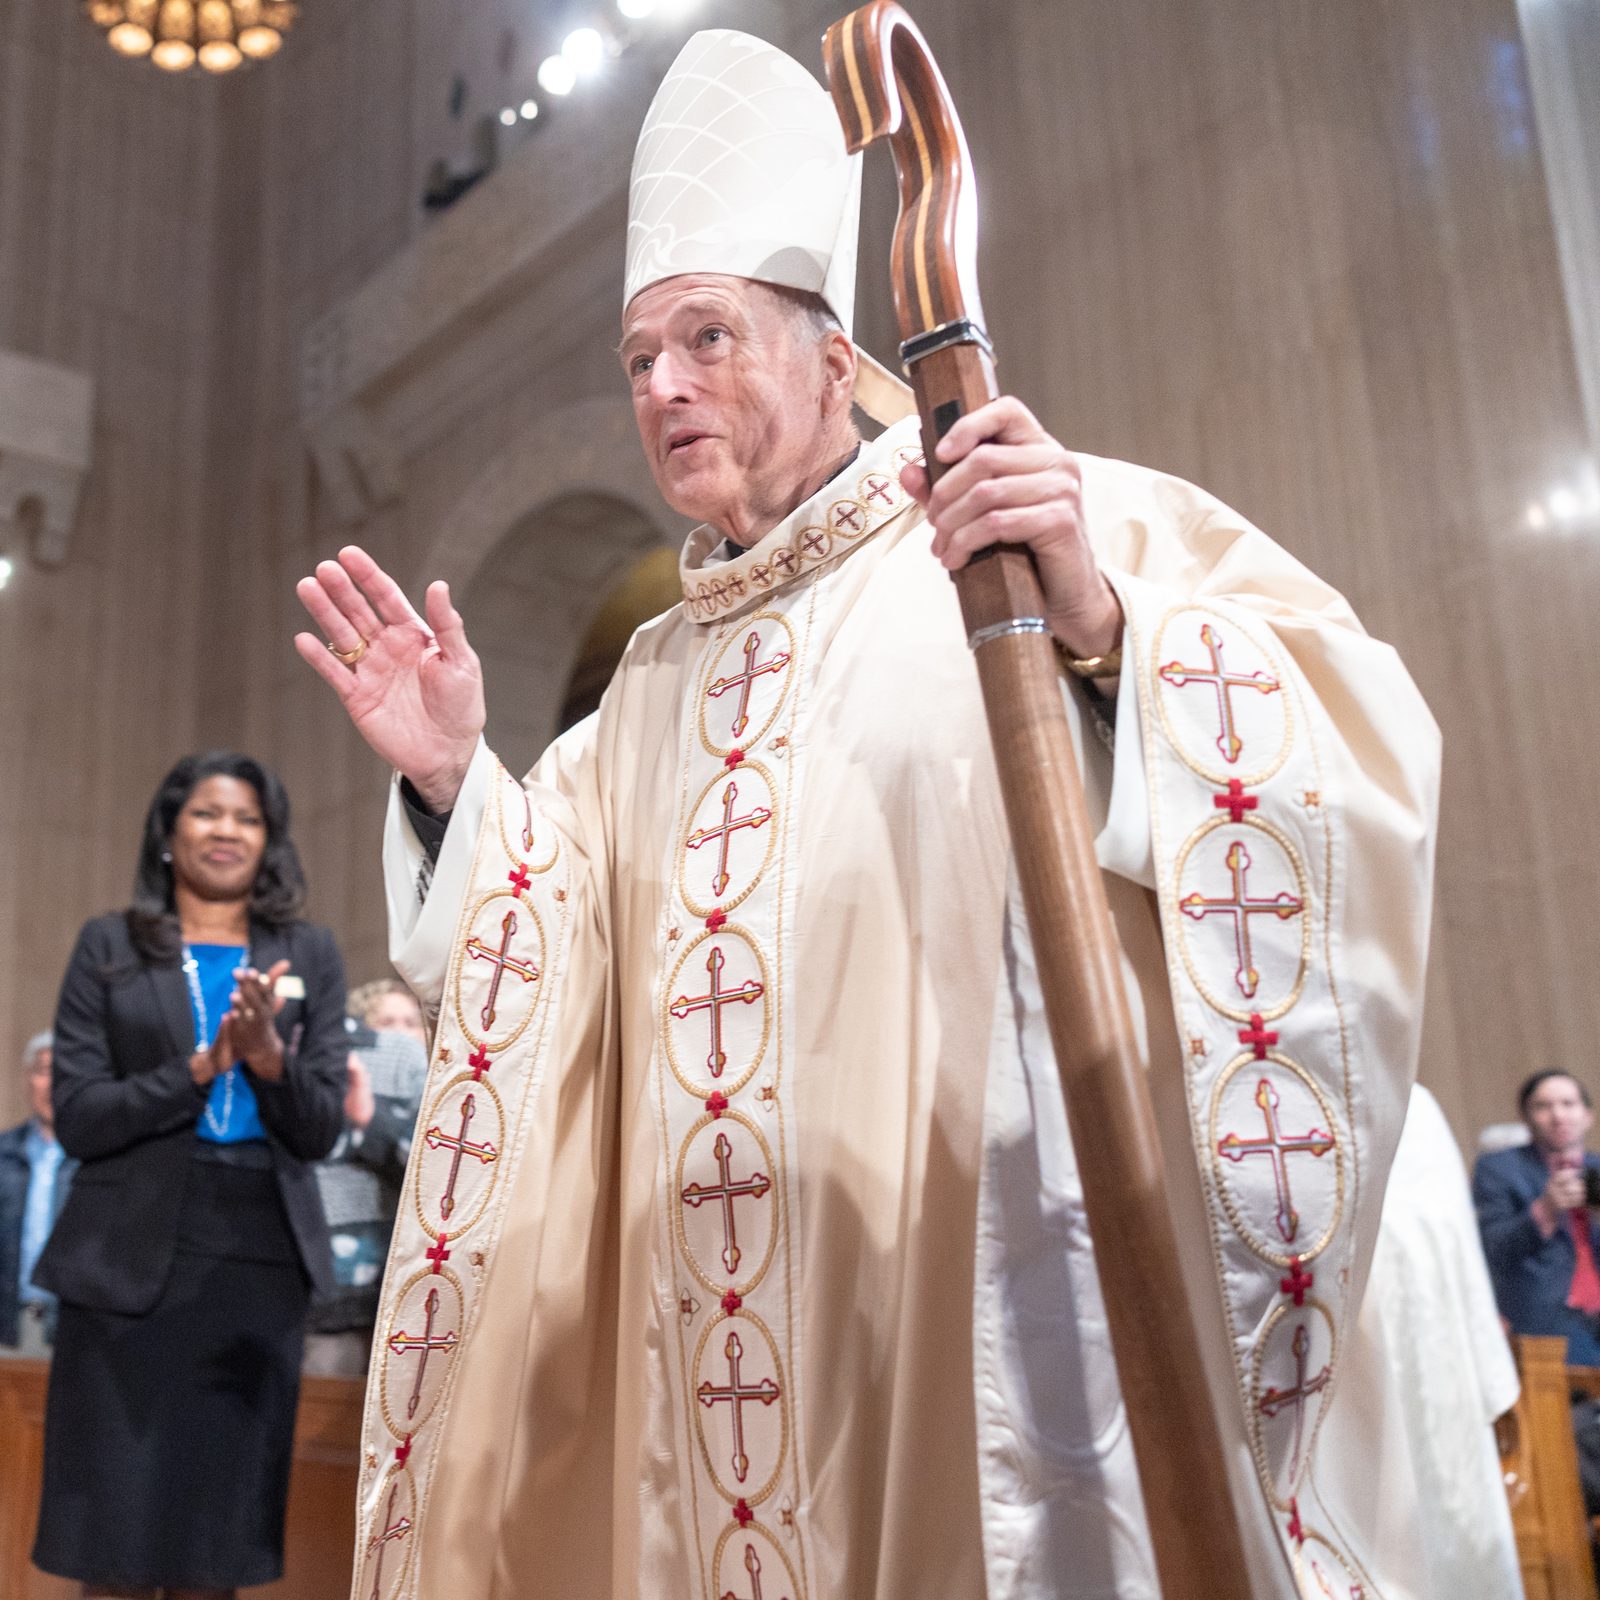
[679,415,924,625]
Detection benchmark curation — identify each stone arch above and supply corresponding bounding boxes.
[422,395,685,771]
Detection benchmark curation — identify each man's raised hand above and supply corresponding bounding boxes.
[294,546,485,812]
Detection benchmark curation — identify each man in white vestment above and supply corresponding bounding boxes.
[296,30,1441,1600]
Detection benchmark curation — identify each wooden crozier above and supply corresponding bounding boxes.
[822,6,1253,1595]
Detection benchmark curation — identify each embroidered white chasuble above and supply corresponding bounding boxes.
[356,415,1441,1600]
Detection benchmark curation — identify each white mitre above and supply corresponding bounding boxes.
[626,28,861,330]
[625,29,914,424]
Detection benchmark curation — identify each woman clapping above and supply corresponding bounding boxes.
[32,752,347,1600]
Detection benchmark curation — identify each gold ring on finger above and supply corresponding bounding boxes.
[327,636,369,666]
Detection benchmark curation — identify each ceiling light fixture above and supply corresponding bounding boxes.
[85,0,296,72]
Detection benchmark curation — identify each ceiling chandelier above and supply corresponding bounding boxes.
[84,0,297,72]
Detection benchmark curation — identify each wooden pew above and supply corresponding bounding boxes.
[0,1358,362,1599]
[1499,1335,1600,1600]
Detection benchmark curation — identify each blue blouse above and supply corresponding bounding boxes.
[184,942,268,1145]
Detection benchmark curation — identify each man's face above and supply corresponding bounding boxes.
[620,274,833,541]
[1525,1074,1593,1154]
[26,1047,52,1127]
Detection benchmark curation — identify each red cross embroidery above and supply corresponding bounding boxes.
[799,529,828,559]
[394,1434,413,1468]
[387,1286,459,1420]
[464,909,540,1029]
[468,1046,492,1081]
[425,1233,451,1272]
[508,862,531,892]
[707,631,792,739]
[686,781,773,898]
[1287,1498,1304,1544]
[1179,840,1303,999]
[1239,1012,1278,1058]
[1280,1256,1315,1306]
[771,548,798,576]
[831,500,865,532]
[670,945,764,1077]
[1259,1323,1332,1483]
[365,1479,413,1600]
[1159,623,1281,763]
[1214,779,1258,823]
[682,1130,772,1275]
[424,1092,499,1222]
[1218,1077,1335,1243]
[750,563,772,588]
[698,1328,780,1484]
[721,1541,791,1600]
[861,473,895,506]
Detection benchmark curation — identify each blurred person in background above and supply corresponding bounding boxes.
[1474,1068,1600,1362]
[1476,1068,1600,1532]
[303,983,429,1376]
[30,752,348,1600]
[0,1032,77,1357]
[346,975,427,1046]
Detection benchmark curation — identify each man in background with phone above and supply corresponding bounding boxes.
[1474,1068,1600,1361]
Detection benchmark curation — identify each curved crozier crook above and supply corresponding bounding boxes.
[822,1,986,342]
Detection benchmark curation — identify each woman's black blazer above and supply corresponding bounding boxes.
[33,911,348,1315]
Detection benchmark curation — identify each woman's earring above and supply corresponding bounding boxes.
[161,850,172,863]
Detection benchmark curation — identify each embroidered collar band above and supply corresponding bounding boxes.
[679,414,924,625]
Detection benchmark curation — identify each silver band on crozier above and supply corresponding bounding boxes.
[967,616,1049,652]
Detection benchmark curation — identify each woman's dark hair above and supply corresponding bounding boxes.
[1518,1069,1593,1115]
[126,751,307,965]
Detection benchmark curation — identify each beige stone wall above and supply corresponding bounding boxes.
[1,0,1593,1153]
[0,0,219,1118]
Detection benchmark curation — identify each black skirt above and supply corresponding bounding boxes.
[33,1146,311,1590]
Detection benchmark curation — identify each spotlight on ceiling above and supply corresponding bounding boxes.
[561,27,605,75]
[537,53,577,95]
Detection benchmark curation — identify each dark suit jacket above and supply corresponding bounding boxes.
[0,1120,78,1344]
[33,911,348,1316]
[1472,1142,1600,1365]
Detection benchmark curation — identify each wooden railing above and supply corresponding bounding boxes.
[1500,1335,1600,1600]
